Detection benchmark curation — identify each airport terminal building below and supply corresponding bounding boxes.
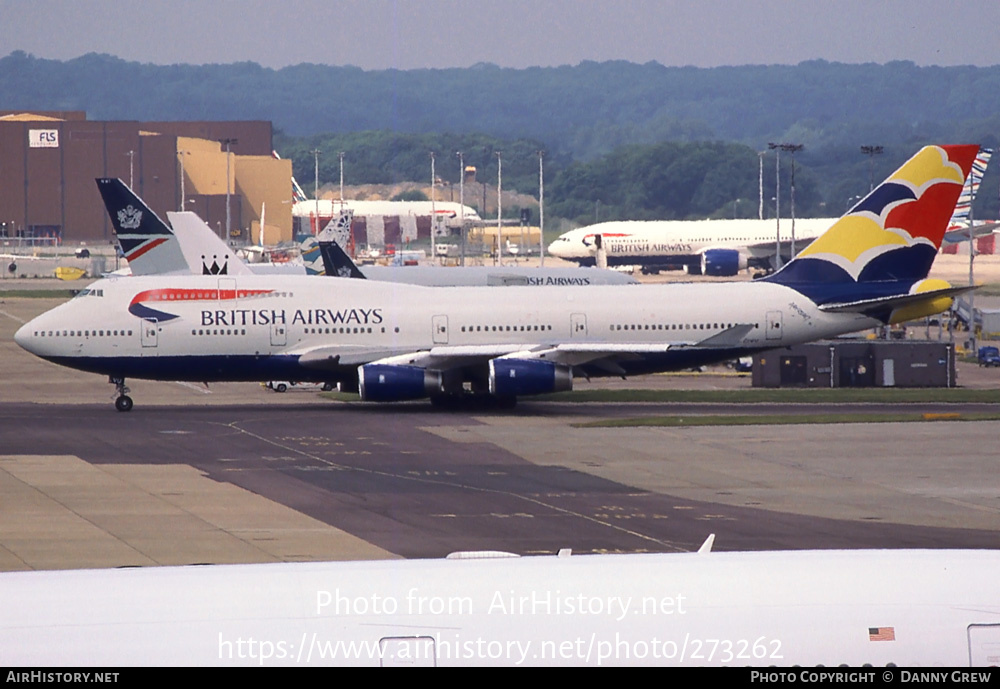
[0,112,292,246]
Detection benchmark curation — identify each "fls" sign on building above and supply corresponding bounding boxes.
[28,129,59,148]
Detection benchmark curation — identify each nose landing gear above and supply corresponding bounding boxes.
[110,376,133,412]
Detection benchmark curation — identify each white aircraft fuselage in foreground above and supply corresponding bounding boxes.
[1,548,998,666]
[16,146,981,410]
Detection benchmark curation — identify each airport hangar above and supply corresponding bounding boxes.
[0,111,293,247]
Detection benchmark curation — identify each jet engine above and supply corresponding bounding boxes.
[358,364,443,402]
[700,249,748,277]
[489,359,573,397]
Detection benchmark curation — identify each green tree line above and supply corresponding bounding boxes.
[6,52,1000,221]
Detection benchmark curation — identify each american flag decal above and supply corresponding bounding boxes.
[869,626,896,642]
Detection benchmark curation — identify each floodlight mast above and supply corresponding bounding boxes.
[538,150,545,266]
[861,145,884,193]
[311,149,321,235]
[219,138,238,242]
[768,142,804,267]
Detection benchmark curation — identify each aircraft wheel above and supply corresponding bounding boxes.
[275,383,287,393]
[321,383,334,392]
[115,395,134,412]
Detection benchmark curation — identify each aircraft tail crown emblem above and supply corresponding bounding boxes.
[117,205,143,231]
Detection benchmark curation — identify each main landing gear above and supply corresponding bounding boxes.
[110,376,133,412]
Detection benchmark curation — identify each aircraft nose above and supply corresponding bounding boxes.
[14,321,33,352]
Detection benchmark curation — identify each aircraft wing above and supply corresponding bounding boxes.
[293,345,419,369]
[293,323,753,375]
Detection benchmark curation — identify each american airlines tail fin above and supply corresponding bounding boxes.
[765,145,979,324]
[165,212,254,276]
[95,178,188,276]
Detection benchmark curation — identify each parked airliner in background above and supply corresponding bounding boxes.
[2,542,998,666]
[18,146,979,411]
[293,198,482,233]
[548,217,839,275]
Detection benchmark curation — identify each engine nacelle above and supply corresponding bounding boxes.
[700,248,748,277]
[489,359,573,397]
[358,364,442,402]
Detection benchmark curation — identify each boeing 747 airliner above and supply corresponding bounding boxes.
[17,146,979,410]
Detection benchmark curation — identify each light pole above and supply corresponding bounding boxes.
[768,143,781,268]
[496,150,503,264]
[784,144,804,257]
[125,150,135,189]
[430,151,437,260]
[768,142,803,265]
[177,150,191,211]
[311,149,321,235]
[456,151,465,266]
[338,151,345,203]
[758,151,765,220]
[860,145,884,193]
[219,138,238,243]
[538,150,545,266]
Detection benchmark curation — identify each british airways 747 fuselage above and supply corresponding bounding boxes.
[14,273,867,387]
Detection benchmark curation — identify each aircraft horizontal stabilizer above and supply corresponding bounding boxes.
[817,285,976,316]
[942,221,1000,245]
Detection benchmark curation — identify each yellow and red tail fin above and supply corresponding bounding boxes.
[769,145,979,288]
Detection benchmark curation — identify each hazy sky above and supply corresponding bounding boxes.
[2,0,999,70]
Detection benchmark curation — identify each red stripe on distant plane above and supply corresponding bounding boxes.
[125,237,169,261]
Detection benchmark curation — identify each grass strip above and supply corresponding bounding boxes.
[577,411,1000,428]
[539,387,1000,404]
